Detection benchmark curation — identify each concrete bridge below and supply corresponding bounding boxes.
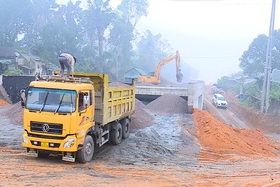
[136,80,205,114]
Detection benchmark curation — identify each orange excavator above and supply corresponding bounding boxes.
[138,50,184,84]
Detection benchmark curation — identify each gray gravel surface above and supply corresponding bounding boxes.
[0,106,23,149]
[0,94,199,167]
[95,113,199,167]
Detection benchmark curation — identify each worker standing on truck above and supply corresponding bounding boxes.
[58,53,76,80]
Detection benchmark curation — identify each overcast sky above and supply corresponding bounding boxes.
[135,0,280,83]
[57,0,279,83]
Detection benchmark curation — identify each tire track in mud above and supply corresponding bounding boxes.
[95,113,200,167]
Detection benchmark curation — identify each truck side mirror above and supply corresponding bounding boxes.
[20,89,26,108]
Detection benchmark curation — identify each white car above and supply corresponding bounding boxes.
[212,93,228,108]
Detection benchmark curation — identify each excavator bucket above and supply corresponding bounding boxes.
[176,72,184,83]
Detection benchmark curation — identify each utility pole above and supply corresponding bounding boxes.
[260,0,276,113]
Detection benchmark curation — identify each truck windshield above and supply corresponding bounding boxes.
[25,87,76,113]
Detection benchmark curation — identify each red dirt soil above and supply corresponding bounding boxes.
[0,98,10,106]
[193,108,279,159]
[1,94,280,186]
[224,91,280,134]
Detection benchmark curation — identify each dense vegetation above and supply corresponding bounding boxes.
[217,30,280,108]
[0,0,181,81]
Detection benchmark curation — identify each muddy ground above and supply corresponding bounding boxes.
[0,90,280,187]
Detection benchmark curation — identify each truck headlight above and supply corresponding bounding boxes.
[64,138,74,148]
[22,134,28,143]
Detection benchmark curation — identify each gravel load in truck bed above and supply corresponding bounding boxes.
[109,82,133,88]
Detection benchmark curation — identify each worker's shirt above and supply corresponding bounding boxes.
[60,53,75,72]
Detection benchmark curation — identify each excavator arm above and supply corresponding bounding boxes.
[138,50,184,84]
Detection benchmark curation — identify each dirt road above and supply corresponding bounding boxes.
[203,89,249,129]
[0,93,280,187]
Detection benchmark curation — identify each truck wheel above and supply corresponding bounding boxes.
[121,118,130,139]
[38,151,50,158]
[76,135,94,163]
[111,122,122,145]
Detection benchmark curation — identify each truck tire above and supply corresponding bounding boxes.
[111,122,122,145]
[121,118,130,139]
[38,151,50,158]
[76,135,94,163]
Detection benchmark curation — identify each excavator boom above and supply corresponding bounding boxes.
[138,50,184,84]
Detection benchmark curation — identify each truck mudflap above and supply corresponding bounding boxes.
[26,147,76,162]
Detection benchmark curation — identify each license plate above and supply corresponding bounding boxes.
[27,148,38,156]
[62,152,75,162]
[41,142,49,147]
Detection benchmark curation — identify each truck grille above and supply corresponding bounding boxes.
[30,122,63,135]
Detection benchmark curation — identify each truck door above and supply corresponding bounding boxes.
[77,90,94,127]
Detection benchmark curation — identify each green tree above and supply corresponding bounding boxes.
[0,0,34,47]
[31,1,83,70]
[105,0,148,80]
[238,30,280,107]
[83,0,115,71]
[56,1,83,53]
[217,75,240,93]
[135,30,172,73]
[21,0,59,48]
[239,34,267,78]
[117,0,148,28]
[108,16,134,80]
[239,30,280,78]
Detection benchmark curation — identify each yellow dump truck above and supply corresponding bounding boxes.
[22,72,135,163]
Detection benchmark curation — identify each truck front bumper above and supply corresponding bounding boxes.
[22,131,78,153]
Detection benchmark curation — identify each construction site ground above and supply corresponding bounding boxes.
[0,86,280,187]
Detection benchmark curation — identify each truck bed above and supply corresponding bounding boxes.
[67,72,135,125]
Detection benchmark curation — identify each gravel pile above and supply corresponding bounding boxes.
[3,102,23,126]
[130,99,155,130]
[131,94,188,129]
[146,94,188,114]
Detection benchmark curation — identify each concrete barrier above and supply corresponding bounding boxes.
[136,80,205,114]
[187,81,205,113]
